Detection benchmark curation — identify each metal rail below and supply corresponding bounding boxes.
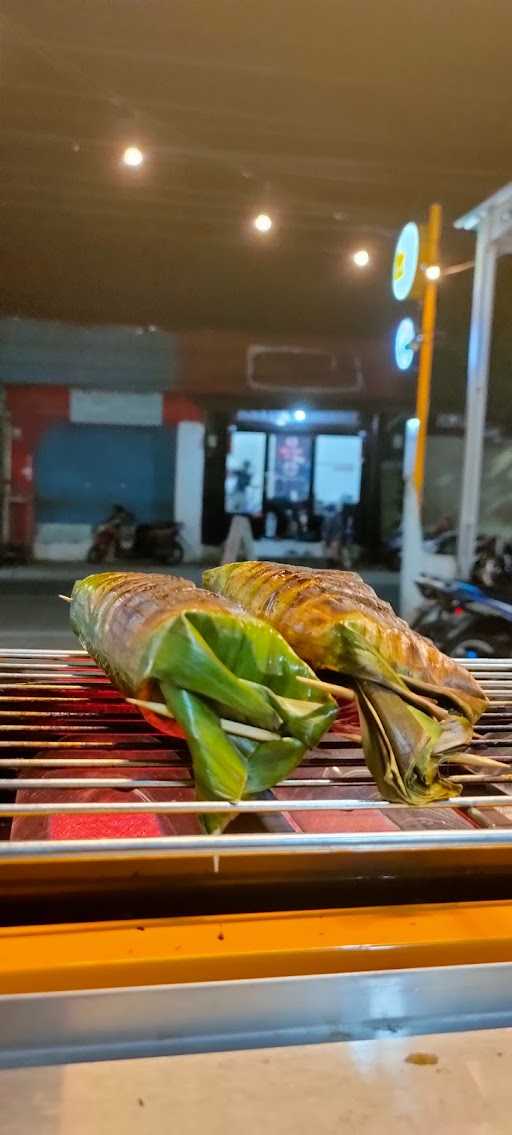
[4,962,512,1066]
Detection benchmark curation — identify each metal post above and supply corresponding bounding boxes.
[399,204,442,619]
[413,203,442,499]
[456,215,497,578]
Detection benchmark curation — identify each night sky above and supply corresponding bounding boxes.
[2,2,512,412]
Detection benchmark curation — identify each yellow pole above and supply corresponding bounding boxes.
[413,202,442,500]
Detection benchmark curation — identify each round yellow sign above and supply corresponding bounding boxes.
[392,222,421,301]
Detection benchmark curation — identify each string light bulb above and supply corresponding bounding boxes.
[425,264,441,281]
[253,212,273,234]
[352,249,370,268]
[122,145,145,168]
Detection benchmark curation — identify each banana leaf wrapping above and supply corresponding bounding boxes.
[204,562,488,806]
[70,572,337,832]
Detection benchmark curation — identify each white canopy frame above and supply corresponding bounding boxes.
[455,182,512,578]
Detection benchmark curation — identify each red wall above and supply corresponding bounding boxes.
[6,386,69,546]
[162,393,202,425]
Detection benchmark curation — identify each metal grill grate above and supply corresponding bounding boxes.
[1,650,512,856]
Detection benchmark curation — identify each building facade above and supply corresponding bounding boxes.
[0,319,203,560]
[0,317,416,561]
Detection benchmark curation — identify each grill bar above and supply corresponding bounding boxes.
[1,793,512,813]
[0,763,498,785]
[4,829,512,856]
[0,758,188,768]
[0,771,506,785]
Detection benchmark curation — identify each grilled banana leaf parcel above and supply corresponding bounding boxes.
[204,562,488,806]
[70,572,337,831]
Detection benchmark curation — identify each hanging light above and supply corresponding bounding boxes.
[122,145,145,168]
[352,249,370,268]
[253,212,273,234]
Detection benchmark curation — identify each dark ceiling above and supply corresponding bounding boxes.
[1,1,512,347]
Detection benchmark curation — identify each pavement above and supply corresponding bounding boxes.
[0,561,399,649]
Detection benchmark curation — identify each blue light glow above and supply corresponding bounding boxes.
[394,318,416,371]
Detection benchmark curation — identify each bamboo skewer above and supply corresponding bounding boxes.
[296,672,449,720]
[127,697,282,742]
[440,753,509,771]
[296,675,355,701]
[320,732,362,744]
[456,773,512,783]
[129,697,363,745]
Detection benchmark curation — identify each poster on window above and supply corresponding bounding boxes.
[266,434,312,502]
[313,434,363,511]
[225,430,266,515]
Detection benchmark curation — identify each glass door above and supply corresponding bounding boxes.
[225,430,266,515]
[313,434,363,510]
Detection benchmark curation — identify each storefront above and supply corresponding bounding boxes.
[224,408,365,558]
[1,319,415,563]
[0,319,204,560]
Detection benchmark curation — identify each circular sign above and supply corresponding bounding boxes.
[394,317,416,371]
[392,221,420,301]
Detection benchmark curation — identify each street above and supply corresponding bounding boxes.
[0,563,399,649]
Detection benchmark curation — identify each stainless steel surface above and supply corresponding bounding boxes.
[1,961,512,1067]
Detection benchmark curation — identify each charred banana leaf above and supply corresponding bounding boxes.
[204,562,488,805]
[70,572,337,831]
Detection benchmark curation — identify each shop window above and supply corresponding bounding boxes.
[313,435,363,511]
[225,430,266,516]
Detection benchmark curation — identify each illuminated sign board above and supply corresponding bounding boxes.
[392,222,421,301]
[394,317,416,370]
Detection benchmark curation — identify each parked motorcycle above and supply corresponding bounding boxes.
[87,506,136,564]
[0,542,30,566]
[87,507,184,566]
[131,521,184,566]
[471,535,512,595]
[413,575,512,658]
